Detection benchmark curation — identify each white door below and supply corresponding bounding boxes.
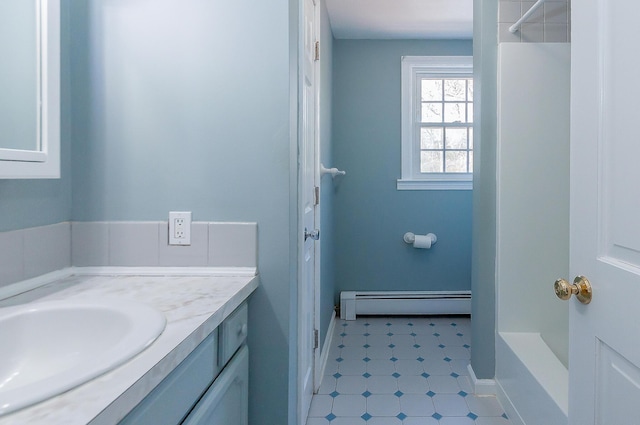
[569,0,640,423]
[299,0,319,422]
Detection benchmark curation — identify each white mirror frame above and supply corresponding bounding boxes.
[0,0,60,179]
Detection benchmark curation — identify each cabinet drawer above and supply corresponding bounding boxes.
[219,303,248,365]
[119,331,219,425]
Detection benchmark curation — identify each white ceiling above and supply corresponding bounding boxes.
[325,0,473,40]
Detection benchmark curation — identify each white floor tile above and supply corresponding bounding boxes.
[332,394,366,416]
[367,359,396,375]
[367,334,391,346]
[338,359,367,375]
[308,394,333,417]
[306,417,330,425]
[449,359,471,376]
[366,394,401,416]
[457,376,473,393]
[391,334,416,346]
[366,375,399,394]
[402,417,440,425]
[474,417,512,425]
[432,394,469,416]
[335,375,367,394]
[367,346,394,359]
[422,359,453,375]
[444,346,471,359]
[309,317,511,424]
[427,375,462,393]
[367,417,403,425]
[414,334,440,346]
[317,376,337,394]
[438,333,466,346]
[392,346,422,359]
[342,335,367,346]
[331,418,367,425]
[397,375,430,393]
[398,393,436,416]
[438,417,475,425]
[465,395,506,417]
[341,346,368,359]
[395,359,425,375]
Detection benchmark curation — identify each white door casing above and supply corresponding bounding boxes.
[298,0,319,422]
[570,0,640,424]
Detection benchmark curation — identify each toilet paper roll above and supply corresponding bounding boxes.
[413,234,432,249]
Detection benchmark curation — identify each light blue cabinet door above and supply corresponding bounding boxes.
[183,345,248,425]
[119,332,218,425]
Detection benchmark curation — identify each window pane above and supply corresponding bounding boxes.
[421,151,443,173]
[445,151,468,172]
[421,127,443,149]
[445,128,467,149]
[469,127,473,149]
[444,80,467,101]
[467,103,474,123]
[444,103,466,123]
[421,79,442,101]
[467,80,474,101]
[421,102,442,123]
[469,151,474,173]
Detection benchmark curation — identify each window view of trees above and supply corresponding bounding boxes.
[419,78,473,173]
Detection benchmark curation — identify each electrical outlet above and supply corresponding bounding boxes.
[169,211,191,245]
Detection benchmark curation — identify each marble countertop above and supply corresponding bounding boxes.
[0,270,259,425]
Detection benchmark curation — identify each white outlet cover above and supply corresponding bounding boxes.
[168,212,192,245]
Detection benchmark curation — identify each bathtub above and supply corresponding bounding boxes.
[495,332,567,425]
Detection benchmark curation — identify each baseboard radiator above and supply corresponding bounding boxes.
[340,291,471,320]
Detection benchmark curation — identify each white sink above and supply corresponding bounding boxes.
[0,299,166,416]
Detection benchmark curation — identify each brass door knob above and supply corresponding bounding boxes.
[554,276,592,304]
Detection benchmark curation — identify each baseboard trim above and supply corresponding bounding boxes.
[315,310,336,392]
[467,364,497,395]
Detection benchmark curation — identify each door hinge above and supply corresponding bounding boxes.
[314,186,320,205]
[314,329,319,349]
[314,41,320,61]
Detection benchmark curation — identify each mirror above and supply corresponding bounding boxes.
[0,0,60,179]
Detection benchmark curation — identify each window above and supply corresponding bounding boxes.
[398,56,473,190]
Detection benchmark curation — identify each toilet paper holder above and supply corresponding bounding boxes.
[403,232,437,248]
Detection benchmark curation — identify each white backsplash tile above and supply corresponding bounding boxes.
[23,223,71,279]
[1,220,259,283]
[158,222,209,266]
[208,222,258,268]
[72,222,109,266]
[0,230,25,288]
[109,222,160,266]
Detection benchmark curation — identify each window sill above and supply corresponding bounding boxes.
[396,178,472,191]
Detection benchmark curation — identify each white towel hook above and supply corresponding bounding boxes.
[320,163,346,178]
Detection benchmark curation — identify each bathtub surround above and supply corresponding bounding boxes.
[498,0,570,43]
[494,42,570,424]
[0,221,257,290]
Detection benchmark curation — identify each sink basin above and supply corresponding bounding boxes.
[0,299,166,416]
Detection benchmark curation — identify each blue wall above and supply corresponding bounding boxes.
[472,0,498,379]
[68,1,294,424]
[332,40,473,300]
[0,0,72,233]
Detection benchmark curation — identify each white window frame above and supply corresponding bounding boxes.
[398,56,473,190]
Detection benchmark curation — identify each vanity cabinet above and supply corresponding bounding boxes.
[120,303,248,425]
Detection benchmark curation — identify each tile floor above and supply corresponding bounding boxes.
[306,316,511,425]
